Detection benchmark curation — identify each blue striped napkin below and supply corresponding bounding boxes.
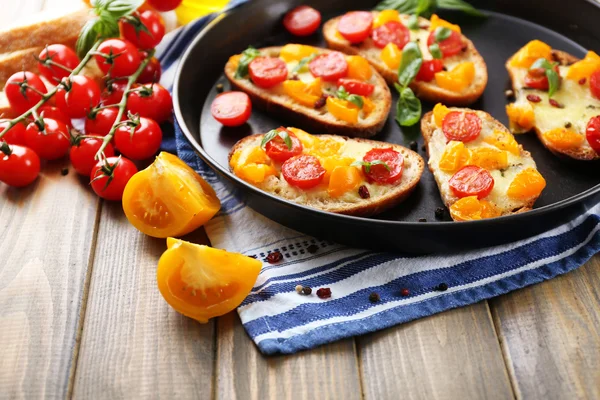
[156,1,600,355]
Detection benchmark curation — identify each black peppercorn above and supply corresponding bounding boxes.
[409,140,418,151]
[266,251,283,264]
[216,83,224,93]
[436,283,448,291]
[418,218,427,222]
[435,207,445,220]
[61,168,69,176]
[307,244,319,254]
[565,122,572,128]
[421,144,426,152]
[369,292,380,302]
[302,286,312,295]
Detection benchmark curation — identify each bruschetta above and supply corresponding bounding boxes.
[422,105,546,221]
[506,40,600,160]
[228,126,424,216]
[323,11,487,106]
[224,45,391,138]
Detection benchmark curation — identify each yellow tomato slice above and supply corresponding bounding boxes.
[123,152,221,238]
[157,238,262,323]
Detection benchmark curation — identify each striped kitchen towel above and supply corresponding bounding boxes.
[156,1,600,355]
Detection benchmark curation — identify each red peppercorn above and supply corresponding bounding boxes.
[358,185,370,199]
[316,288,331,299]
[549,99,564,108]
[266,251,283,264]
[400,288,410,297]
[526,94,541,103]
[579,77,587,85]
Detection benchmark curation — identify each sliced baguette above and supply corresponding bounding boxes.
[228,132,424,216]
[323,12,488,106]
[422,108,543,219]
[224,46,391,138]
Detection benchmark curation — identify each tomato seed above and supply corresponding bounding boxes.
[526,94,541,103]
[579,77,587,85]
[316,288,331,299]
[358,185,370,199]
[400,288,410,297]
[549,99,564,108]
[266,251,283,264]
[369,292,380,302]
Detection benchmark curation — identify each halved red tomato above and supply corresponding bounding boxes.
[282,154,325,189]
[449,165,494,199]
[337,78,375,96]
[337,11,373,44]
[362,147,404,184]
[427,30,464,58]
[442,111,482,143]
[265,128,303,162]
[372,21,410,49]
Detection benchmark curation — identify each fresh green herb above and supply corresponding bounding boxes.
[234,46,261,79]
[429,43,442,59]
[260,128,293,150]
[415,0,433,15]
[336,86,364,109]
[374,0,484,18]
[407,14,420,30]
[397,42,423,86]
[434,27,452,42]
[530,58,560,97]
[392,41,423,126]
[396,86,422,126]
[437,0,485,17]
[351,160,391,173]
[292,53,317,73]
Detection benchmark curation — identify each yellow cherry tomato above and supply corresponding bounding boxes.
[346,56,372,81]
[288,127,317,149]
[282,78,322,107]
[326,97,359,123]
[506,103,535,132]
[439,141,470,173]
[381,43,402,70]
[429,14,461,33]
[507,168,546,200]
[433,103,450,127]
[279,44,318,62]
[483,129,520,155]
[123,152,221,239]
[509,40,552,68]
[434,62,475,92]
[373,10,400,28]
[469,147,509,170]
[328,166,362,197]
[566,51,600,81]
[450,196,500,221]
[542,128,584,150]
[320,155,354,183]
[157,238,262,323]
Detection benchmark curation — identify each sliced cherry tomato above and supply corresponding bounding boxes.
[449,165,494,199]
[362,147,404,184]
[442,111,482,143]
[115,117,162,160]
[248,57,288,88]
[147,0,182,11]
[590,70,600,100]
[586,115,600,153]
[127,83,173,122]
[0,120,26,146]
[337,78,374,96]
[38,105,72,127]
[282,154,325,189]
[60,75,102,118]
[37,44,79,82]
[211,91,252,127]
[416,59,444,82]
[337,11,373,44]
[90,156,138,201]
[5,72,47,114]
[69,138,115,176]
[0,144,40,187]
[372,21,410,50]
[95,39,141,77]
[120,10,165,49]
[427,30,464,58]
[309,52,348,82]
[137,55,162,84]
[524,65,560,90]
[24,118,71,160]
[85,107,121,136]
[101,80,128,105]
[265,128,303,162]
[283,5,321,37]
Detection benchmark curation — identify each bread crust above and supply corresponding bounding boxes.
[228,133,424,217]
[322,14,488,106]
[224,47,391,138]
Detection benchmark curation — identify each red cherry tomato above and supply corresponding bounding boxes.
[37,44,79,82]
[147,0,182,12]
[590,70,600,100]
[442,111,482,143]
[38,105,72,127]
[24,118,71,160]
[58,75,101,118]
[337,11,373,44]
[309,52,349,82]
[85,107,121,136]
[120,10,165,49]
[372,21,410,50]
[114,117,162,160]
[586,115,600,153]
[415,59,444,82]
[248,57,288,88]
[90,156,138,201]
[524,66,560,91]
[449,165,494,199]
[362,147,404,184]
[282,154,325,189]
[283,5,321,37]
[95,39,141,77]
[0,144,40,187]
[211,91,252,127]
[69,138,115,176]
[427,30,464,58]
[126,83,173,122]
[5,72,48,114]
[137,55,162,84]
[337,78,374,96]
[265,128,303,162]
[101,80,129,105]
[0,120,26,146]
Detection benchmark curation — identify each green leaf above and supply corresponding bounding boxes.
[292,53,317,73]
[434,27,452,42]
[415,0,433,16]
[260,129,279,149]
[397,41,423,87]
[234,46,261,79]
[336,86,364,109]
[437,0,486,17]
[407,14,420,30]
[76,19,100,59]
[95,0,145,18]
[350,160,391,173]
[373,0,419,13]
[530,58,560,98]
[396,87,422,126]
[429,43,443,59]
[278,129,293,150]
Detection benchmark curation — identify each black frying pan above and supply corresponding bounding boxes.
[173,0,600,253]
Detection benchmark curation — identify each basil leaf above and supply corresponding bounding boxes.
[415,0,433,17]
[374,0,419,13]
[397,42,423,87]
[434,27,452,42]
[429,43,443,59]
[101,0,145,18]
[396,87,422,126]
[407,14,420,30]
[292,53,316,73]
[546,67,560,98]
[336,86,350,100]
[437,0,486,17]
[235,47,261,79]
[76,19,101,59]
[260,129,279,148]
[350,160,391,173]
[530,58,552,70]
[278,129,293,150]
[348,95,364,109]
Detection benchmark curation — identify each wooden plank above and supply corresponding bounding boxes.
[71,202,216,399]
[357,303,514,400]
[490,256,600,400]
[0,162,101,399]
[216,313,363,400]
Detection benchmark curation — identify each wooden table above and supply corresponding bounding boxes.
[1,2,599,399]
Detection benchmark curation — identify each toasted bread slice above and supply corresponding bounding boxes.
[224,46,391,138]
[323,12,487,106]
[228,129,424,216]
[422,107,545,221]
[506,42,600,160]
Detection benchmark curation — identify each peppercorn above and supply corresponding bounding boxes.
[549,99,564,108]
[436,283,449,291]
[314,94,328,109]
[409,140,418,151]
[61,167,69,176]
[461,45,468,52]
[579,77,587,85]
[435,207,445,220]
[400,288,410,297]
[565,122,572,128]
[216,83,224,93]
[526,94,541,103]
[316,288,331,299]
[302,286,312,295]
[358,185,370,199]
[421,144,426,152]
[442,66,448,71]
[369,292,380,302]
[418,218,427,222]
[295,285,303,294]
[290,75,300,81]
[266,251,283,264]
[307,244,319,254]
[504,89,514,99]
